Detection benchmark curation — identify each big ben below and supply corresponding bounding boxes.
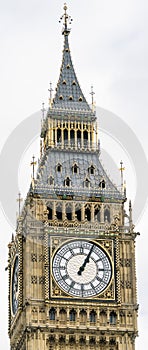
[8,4,138,350]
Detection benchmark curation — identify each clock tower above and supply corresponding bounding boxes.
[8,4,138,350]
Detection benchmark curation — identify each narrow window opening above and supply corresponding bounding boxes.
[76,209,81,221]
[85,207,91,221]
[56,205,62,220]
[48,207,52,220]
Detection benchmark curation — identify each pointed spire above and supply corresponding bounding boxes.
[52,4,92,113]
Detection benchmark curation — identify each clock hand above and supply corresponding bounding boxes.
[77,245,94,275]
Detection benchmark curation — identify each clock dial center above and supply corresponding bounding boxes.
[67,254,97,283]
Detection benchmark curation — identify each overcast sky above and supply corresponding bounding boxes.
[0,0,148,348]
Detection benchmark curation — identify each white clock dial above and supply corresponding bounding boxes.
[52,240,112,298]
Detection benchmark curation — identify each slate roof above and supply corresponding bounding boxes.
[51,27,92,113]
[34,149,123,200]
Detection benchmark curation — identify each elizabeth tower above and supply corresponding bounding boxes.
[8,4,138,350]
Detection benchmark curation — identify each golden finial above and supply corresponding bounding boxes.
[59,3,73,35]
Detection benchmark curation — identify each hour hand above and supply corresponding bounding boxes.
[77,245,94,275]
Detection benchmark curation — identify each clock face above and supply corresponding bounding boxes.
[11,256,19,315]
[52,240,112,298]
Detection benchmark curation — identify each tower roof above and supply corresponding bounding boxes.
[51,4,92,113]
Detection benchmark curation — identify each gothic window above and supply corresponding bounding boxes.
[49,308,56,321]
[100,310,107,324]
[64,177,71,187]
[84,130,88,140]
[72,163,79,174]
[94,207,100,222]
[47,206,52,220]
[110,311,117,325]
[80,309,87,323]
[79,96,83,101]
[64,128,68,141]
[72,80,76,85]
[63,80,66,84]
[120,311,125,324]
[89,337,96,345]
[69,309,76,321]
[89,165,95,175]
[66,205,72,221]
[59,308,67,321]
[57,128,61,143]
[99,179,106,189]
[48,176,54,185]
[59,336,65,344]
[104,208,110,222]
[69,95,73,100]
[84,178,90,188]
[90,310,96,323]
[75,207,81,221]
[70,129,74,142]
[57,163,62,172]
[85,206,91,221]
[56,204,62,220]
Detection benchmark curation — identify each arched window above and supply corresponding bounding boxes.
[57,163,62,172]
[69,309,76,321]
[64,129,68,141]
[70,129,74,141]
[80,309,87,323]
[49,308,56,321]
[84,130,88,140]
[85,206,91,221]
[57,128,61,143]
[90,310,96,323]
[104,208,110,222]
[94,207,100,222]
[100,310,107,324]
[47,206,52,220]
[66,205,72,221]
[59,308,66,321]
[72,163,79,174]
[89,165,95,175]
[56,204,62,220]
[99,179,106,189]
[48,176,54,185]
[84,178,90,188]
[110,311,117,325]
[64,177,71,187]
[75,207,81,221]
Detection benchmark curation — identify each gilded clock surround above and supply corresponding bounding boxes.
[8,4,138,350]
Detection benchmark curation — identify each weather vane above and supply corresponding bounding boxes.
[59,3,73,35]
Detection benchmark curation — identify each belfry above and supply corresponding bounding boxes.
[8,4,138,349]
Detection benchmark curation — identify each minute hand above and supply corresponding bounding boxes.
[78,245,94,275]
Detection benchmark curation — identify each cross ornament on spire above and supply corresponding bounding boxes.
[17,192,23,216]
[90,86,95,112]
[119,160,125,192]
[59,3,73,35]
[30,155,37,180]
[48,82,53,107]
